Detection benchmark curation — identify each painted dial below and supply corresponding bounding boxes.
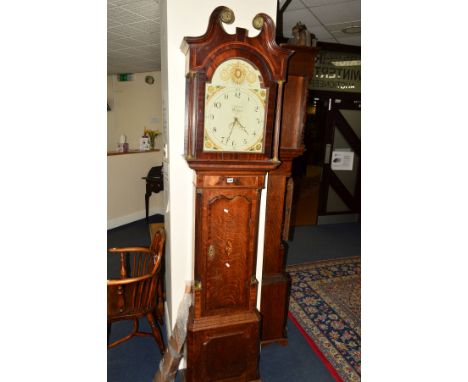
[204,87,265,152]
[203,58,267,153]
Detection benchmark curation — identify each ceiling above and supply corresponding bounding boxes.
[107,0,161,74]
[107,0,360,74]
[279,0,360,45]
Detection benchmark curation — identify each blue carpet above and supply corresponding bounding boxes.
[108,317,335,382]
[260,319,335,382]
[287,223,361,264]
[108,318,165,382]
[107,219,360,381]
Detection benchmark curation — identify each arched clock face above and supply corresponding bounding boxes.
[203,58,267,153]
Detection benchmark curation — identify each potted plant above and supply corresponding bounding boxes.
[144,127,161,150]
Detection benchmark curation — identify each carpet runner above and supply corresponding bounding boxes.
[287,257,361,382]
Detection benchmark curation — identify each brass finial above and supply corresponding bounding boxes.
[220,7,235,24]
[252,14,264,30]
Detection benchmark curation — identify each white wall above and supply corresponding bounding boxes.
[107,71,166,229]
[107,71,164,151]
[161,0,277,332]
[107,151,164,229]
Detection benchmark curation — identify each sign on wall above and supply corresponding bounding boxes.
[310,50,360,93]
[331,150,355,171]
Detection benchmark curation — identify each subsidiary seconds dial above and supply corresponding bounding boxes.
[204,87,266,152]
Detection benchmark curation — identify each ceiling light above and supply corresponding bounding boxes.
[342,25,360,34]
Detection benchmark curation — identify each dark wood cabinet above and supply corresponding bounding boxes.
[260,45,317,345]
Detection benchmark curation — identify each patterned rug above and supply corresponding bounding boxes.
[287,257,361,382]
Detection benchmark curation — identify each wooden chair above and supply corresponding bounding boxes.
[149,223,165,324]
[107,227,166,354]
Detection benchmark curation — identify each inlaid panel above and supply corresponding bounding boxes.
[203,193,253,314]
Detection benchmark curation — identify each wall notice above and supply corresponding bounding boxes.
[331,150,354,171]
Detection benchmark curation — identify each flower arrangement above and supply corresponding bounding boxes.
[144,127,161,150]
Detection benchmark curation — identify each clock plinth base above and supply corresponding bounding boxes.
[186,308,261,382]
[260,272,290,345]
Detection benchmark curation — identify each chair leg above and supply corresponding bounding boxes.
[107,319,139,349]
[107,322,111,346]
[146,312,165,355]
[154,307,164,326]
[132,318,139,335]
[155,277,165,325]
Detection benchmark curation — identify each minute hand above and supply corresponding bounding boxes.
[234,117,248,134]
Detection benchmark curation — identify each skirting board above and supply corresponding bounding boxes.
[317,213,360,225]
[107,207,164,230]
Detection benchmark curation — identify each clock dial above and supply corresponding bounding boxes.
[204,87,266,152]
[203,58,267,153]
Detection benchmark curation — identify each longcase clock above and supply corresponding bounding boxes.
[181,7,292,381]
[260,45,317,345]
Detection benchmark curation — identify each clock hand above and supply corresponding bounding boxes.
[226,120,235,142]
[233,117,248,134]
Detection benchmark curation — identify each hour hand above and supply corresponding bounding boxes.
[226,120,235,141]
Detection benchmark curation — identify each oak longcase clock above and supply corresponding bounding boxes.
[181,7,292,382]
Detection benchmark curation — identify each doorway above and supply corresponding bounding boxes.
[290,90,361,226]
